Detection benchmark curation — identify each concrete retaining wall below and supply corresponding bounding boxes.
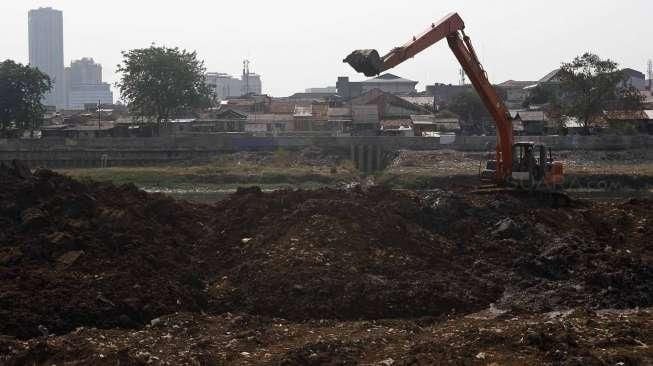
[0,134,650,168]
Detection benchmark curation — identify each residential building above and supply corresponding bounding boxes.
[604,110,653,134]
[337,73,418,100]
[65,58,113,110]
[350,89,428,120]
[305,87,337,94]
[411,115,461,136]
[380,119,414,136]
[497,80,537,109]
[28,7,65,109]
[621,68,647,91]
[425,83,473,106]
[512,110,548,135]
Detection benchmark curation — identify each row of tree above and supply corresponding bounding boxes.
[442,53,644,135]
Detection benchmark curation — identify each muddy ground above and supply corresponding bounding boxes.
[1,161,652,365]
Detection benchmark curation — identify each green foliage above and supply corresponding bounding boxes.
[116,45,213,124]
[523,84,560,108]
[447,90,490,122]
[559,53,643,135]
[434,109,459,119]
[0,60,51,133]
[446,90,491,134]
[273,148,291,167]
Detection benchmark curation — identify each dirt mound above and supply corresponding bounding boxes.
[4,310,651,365]
[0,164,214,339]
[1,163,652,344]
[204,187,500,320]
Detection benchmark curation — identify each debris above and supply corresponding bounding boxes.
[56,250,84,267]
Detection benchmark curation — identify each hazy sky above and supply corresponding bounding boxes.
[1,0,652,99]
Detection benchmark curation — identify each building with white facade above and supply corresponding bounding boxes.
[65,58,113,110]
[29,7,65,109]
[206,72,263,100]
[206,73,243,100]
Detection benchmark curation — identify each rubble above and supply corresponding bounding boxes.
[0,164,651,364]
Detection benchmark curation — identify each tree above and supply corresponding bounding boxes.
[523,84,560,109]
[558,53,643,135]
[116,45,213,126]
[0,60,51,134]
[446,90,491,134]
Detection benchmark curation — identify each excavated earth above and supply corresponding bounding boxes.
[0,162,652,365]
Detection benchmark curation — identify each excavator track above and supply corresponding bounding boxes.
[471,186,574,208]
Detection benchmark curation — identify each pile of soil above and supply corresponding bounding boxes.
[4,309,651,365]
[0,161,652,363]
[0,162,215,338]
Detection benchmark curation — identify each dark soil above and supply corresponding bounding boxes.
[0,161,652,364]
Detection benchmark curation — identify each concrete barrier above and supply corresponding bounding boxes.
[0,134,650,168]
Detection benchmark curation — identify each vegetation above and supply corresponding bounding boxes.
[59,157,358,190]
[116,45,213,126]
[0,60,51,134]
[445,90,491,134]
[558,53,643,135]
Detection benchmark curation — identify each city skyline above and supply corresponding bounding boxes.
[3,1,652,99]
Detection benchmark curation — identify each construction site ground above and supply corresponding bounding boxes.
[1,148,652,365]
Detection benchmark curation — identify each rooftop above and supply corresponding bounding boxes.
[365,73,417,84]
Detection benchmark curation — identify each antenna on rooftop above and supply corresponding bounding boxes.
[459,68,466,86]
[648,59,653,91]
[243,59,251,96]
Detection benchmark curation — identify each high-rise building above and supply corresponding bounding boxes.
[241,73,262,95]
[206,71,263,100]
[65,58,113,110]
[206,73,244,100]
[28,7,65,109]
[68,58,102,85]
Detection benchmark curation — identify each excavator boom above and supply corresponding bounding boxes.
[344,12,514,182]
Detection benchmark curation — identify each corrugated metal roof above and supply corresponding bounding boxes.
[293,106,313,117]
[246,114,293,122]
[604,110,646,120]
[644,110,653,120]
[365,73,417,84]
[515,111,546,122]
[539,68,562,83]
[498,80,537,88]
[400,96,435,106]
[381,119,412,129]
[327,107,352,117]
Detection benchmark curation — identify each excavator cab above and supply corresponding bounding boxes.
[481,142,564,190]
[510,142,564,190]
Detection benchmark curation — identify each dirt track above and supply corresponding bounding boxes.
[1,162,652,364]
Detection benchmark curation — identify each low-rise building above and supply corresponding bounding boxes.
[497,80,537,109]
[513,110,548,135]
[337,73,418,100]
[604,110,653,134]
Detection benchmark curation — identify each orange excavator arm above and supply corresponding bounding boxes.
[344,13,513,182]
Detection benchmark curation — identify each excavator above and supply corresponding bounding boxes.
[344,13,565,191]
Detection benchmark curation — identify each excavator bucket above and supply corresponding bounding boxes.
[343,49,383,77]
